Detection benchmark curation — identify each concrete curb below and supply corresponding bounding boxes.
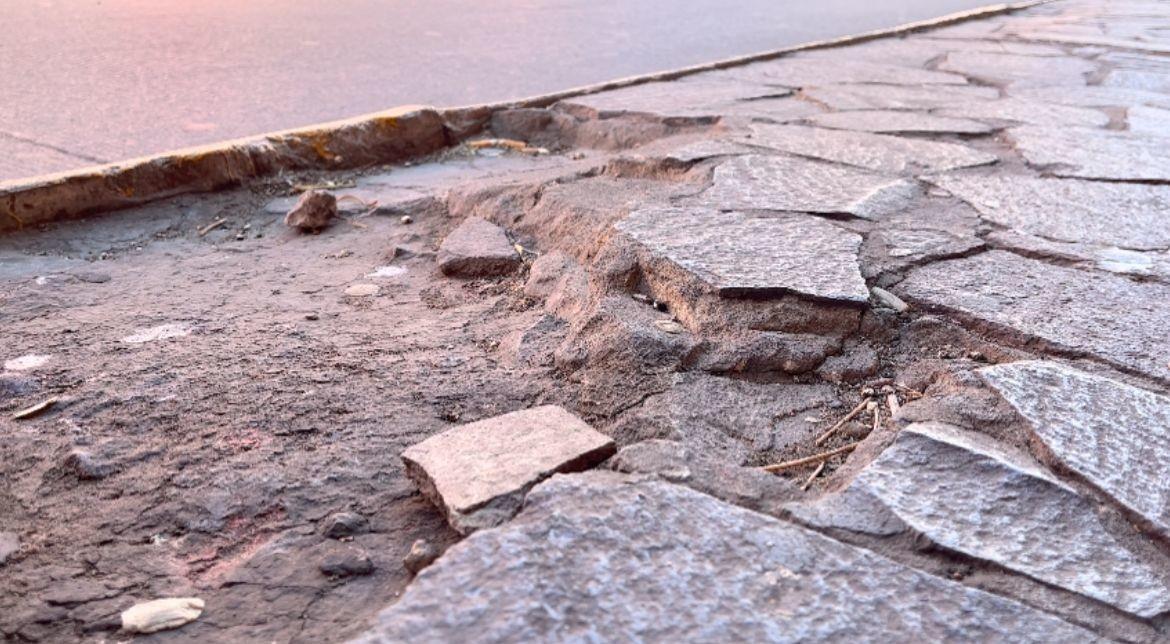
[0,0,1048,234]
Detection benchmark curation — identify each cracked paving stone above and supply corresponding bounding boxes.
[616,207,868,302]
[982,361,1170,540]
[935,98,1110,128]
[353,472,1095,643]
[703,57,968,88]
[741,124,996,174]
[1009,126,1170,181]
[1128,105,1170,135]
[927,174,1170,250]
[1099,51,1170,94]
[801,83,999,111]
[937,51,1095,87]
[803,110,994,135]
[696,155,917,220]
[400,405,615,534]
[1011,85,1170,110]
[899,250,1170,383]
[560,77,790,118]
[851,422,1170,618]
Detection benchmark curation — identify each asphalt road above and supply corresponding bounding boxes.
[0,0,1000,181]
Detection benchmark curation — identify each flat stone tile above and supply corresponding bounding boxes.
[1128,104,1170,134]
[562,78,789,118]
[400,405,615,534]
[355,473,1095,643]
[938,51,1095,87]
[616,207,868,302]
[804,110,994,135]
[1009,126,1170,181]
[899,251,1170,382]
[704,57,967,88]
[802,83,999,111]
[919,37,1070,57]
[801,38,955,67]
[982,361,1170,540]
[1013,85,1170,110]
[696,155,918,220]
[437,217,521,278]
[936,98,1110,128]
[1100,51,1170,94]
[854,422,1170,618]
[743,124,996,174]
[927,174,1170,250]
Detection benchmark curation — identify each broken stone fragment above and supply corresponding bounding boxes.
[65,449,115,480]
[981,361,1170,540]
[120,597,204,634]
[284,190,338,232]
[320,512,368,539]
[353,472,1094,642]
[1008,126,1170,181]
[318,545,374,577]
[437,217,521,278]
[403,539,441,575]
[401,405,615,534]
[835,422,1170,618]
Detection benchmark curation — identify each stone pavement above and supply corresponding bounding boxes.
[3,0,1170,642]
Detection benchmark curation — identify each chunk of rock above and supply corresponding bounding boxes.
[1008,126,1170,181]
[831,422,1170,618]
[937,51,1095,87]
[982,361,1170,539]
[616,207,868,303]
[284,190,338,232]
[815,346,880,384]
[403,539,441,575]
[899,251,1170,382]
[401,405,615,534]
[321,512,368,539]
[742,124,997,174]
[121,597,204,634]
[437,217,521,278]
[804,110,995,135]
[319,546,374,577]
[926,174,1170,250]
[0,532,19,565]
[696,155,917,220]
[65,450,115,480]
[353,472,1094,642]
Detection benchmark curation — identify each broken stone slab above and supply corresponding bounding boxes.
[120,597,204,634]
[847,422,1170,618]
[559,77,789,119]
[982,361,1170,540]
[702,57,969,88]
[1128,105,1170,135]
[696,155,918,220]
[1099,51,1170,94]
[927,174,1170,250]
[802,83,999,111]
[935,98,1110,128]
[400,405,615,534]
[606,373,839,466]
[899,250,1170,383]
[1011,85,1170,110]
[741,124,997,174]
[354,472,1094,643]
[437,217,521,278]
[804,110,995,135]
[1009,126,1170,181]
[937,51,1095,87]
[615,207,868,302]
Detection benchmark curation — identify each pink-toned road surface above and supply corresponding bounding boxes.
[0,0,998,181]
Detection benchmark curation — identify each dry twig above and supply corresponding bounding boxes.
[762,442,858,473]
[814,399,869,446]
[197,218,227,237]
[13,397,57,420]
[801,461,826,491]
[887,392,901,417]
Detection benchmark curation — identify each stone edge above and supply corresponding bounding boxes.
[0,1,1047,234]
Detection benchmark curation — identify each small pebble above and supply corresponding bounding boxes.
[65,450,114,480]
[321,512,368,539]
[319,547,374,577]
[403,539,441,575]
[304,313,319,321]
[400,215,414,225]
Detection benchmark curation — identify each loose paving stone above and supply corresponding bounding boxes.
[742,124,997,174]
[705,57,968,88]
[1010,126,1170,181]
[900,251,1170,382]
[607,373,839,465]
[354,472,1094,643]
[437,217,520,278]
[935,98,1110,128]
[400,405,615,534]
[927,174,1170,250]
[697,155,918,219]
[615,207,868,302]
[804,110,994,135]
[851,422,1170,618]
[284,190,338,233]
[937,51,1095,87]
[982,361,1170,539]
[802,83,999,111]
[562,77,789,118]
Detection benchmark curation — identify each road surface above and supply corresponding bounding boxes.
[0,0,1001,181]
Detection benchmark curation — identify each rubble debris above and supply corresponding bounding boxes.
[319,546,375,577]
[197,217,227,237]
[354,473,1094,642]
[120,597,204,634]
[870,286,908,312]
[437,217,521,278]
[400,405,615,534]
[762,442,858,473]
[284,189,338,233]
[321,512,368,539]
[64,450,115,480]
[403,539,441,575]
